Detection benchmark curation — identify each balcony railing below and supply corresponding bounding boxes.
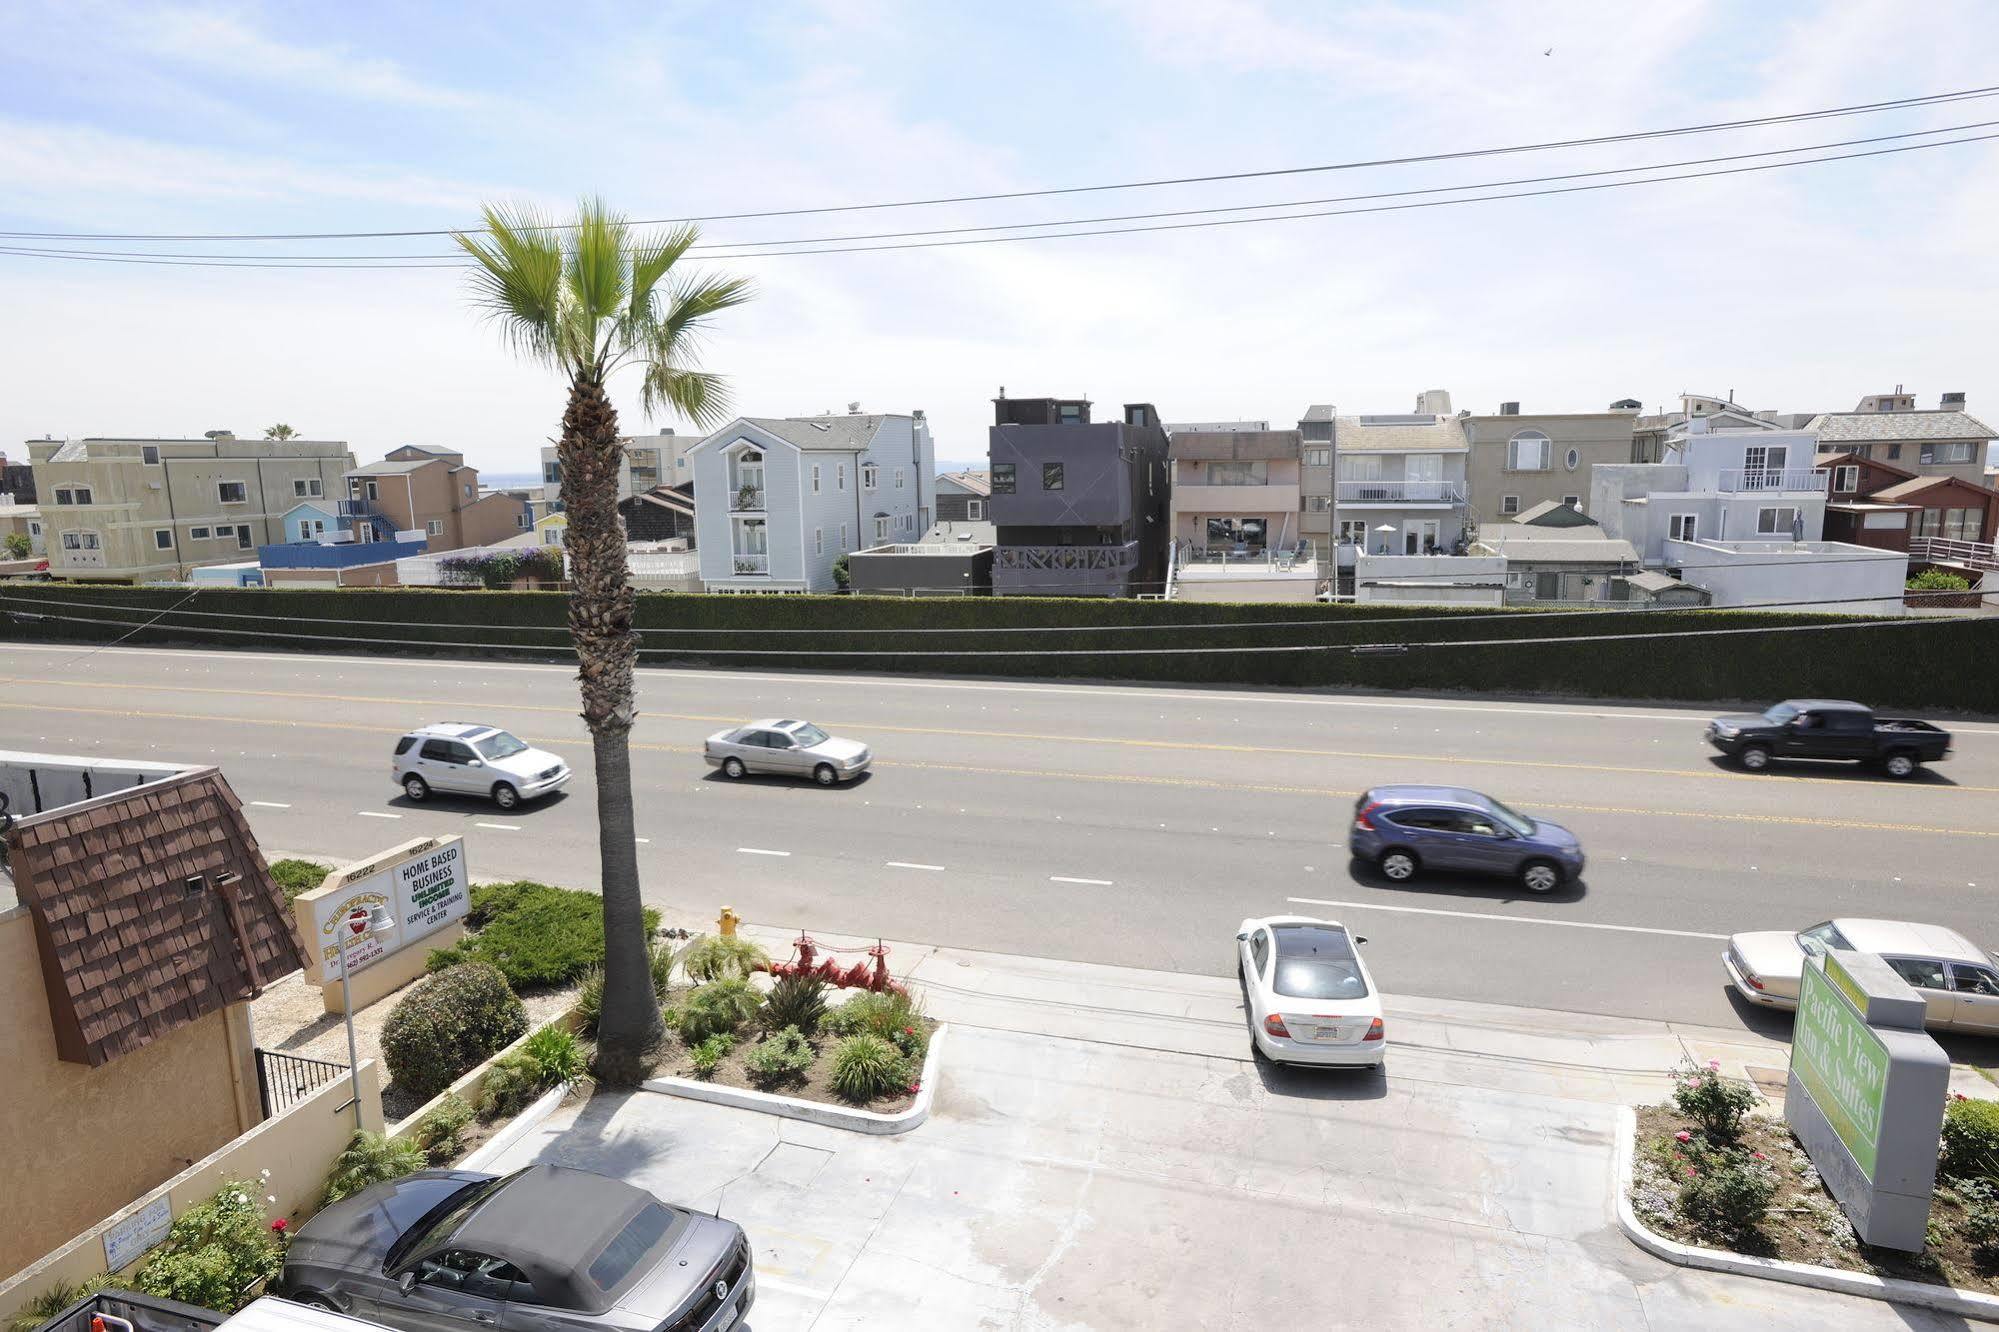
[1335,481,1466,504]
[1911,536,1999,572]
[729,486,765,512]
[995,541,1136,572]
[730,553,769,574]
[1717,468,1828,493]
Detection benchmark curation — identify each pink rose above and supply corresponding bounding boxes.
[1685,1167,1698,1178]
[1674,1131,1691,1143]
[1707,1059,1720,1070]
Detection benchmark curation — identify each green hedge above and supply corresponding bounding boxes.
[1,582,1994,714]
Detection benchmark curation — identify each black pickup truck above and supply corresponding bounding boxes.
[1706,699,1953,778]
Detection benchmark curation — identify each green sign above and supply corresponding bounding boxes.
[1792,956,1892,1178]
[1827,951,1871,1015]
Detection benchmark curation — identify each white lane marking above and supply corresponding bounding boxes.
[250,801,291,809]
[636,837,651,844]
[737,847,791,857]
[886,861,946,871]
[1052,875,1113,886]
[1285,897,1727,941]
[358,810,402,819]
[476,822,523,831]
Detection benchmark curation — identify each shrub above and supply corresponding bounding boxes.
[824,989,926,1060]
[439,881,660,991]
[683,935,769,983]
[1669,1058,1757,1144]
[828,1033,907,1104]
[321,1130,427,1208]
[762,975,828,1035]
[1942,1095,1999,1182]
[381,962,528,1101]
[1909,567,1973,592]
[410,1093,475,1165]
[478,1053,544,1121]
[132,1182,283,1314]
[267,859,329,904]
[521,1024,591,1090]
[1959,1179,1999,1258]
[2,532,30,561]
[649,941,675,999]
[679,978,762,1044]
[575,965,605,1035]
[9,1276,120,1332]
[1674,1150,1775,1242]
[744,1026,815,1088]
[688,1035,734,1078]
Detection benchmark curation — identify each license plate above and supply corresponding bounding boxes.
[1313,1026,1349,1042]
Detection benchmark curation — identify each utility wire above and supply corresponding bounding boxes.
[2,84,1993,241]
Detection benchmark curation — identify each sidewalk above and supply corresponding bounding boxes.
[478,923,1963,1330]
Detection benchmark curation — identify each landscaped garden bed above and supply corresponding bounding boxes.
[1628,1060,1999,1297]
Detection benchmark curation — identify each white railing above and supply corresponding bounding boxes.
[1911,536,1999,572]
[1335,480,1466,503]
[627,551,700,579]
[1716,468,1827,493]
[729,486,765,512]
[730,553,769,574]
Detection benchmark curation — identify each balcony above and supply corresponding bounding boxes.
[729,486,765,512]
[1911,536,1999,572]
[1717,469,1828,494]
[1172,482,1301,514]
[995,541,1136,572]
[729,553,769,575]
[1336,481,1466,505]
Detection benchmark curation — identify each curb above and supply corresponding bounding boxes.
[1612,1106,1999,1323]
[462,1083,570,1170]
[643,1025,947,1136]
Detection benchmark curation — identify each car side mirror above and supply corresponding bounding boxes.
[468,759,484,767]
[399,1272,419,1295]
[1354,936,1368,945]
[1234,932,1248,942]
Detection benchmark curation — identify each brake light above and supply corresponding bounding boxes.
[1743,972,1765,992]
[1263,1014,1291,1039]
[1354,802,1382,831]
[1362,1017,1384,1041]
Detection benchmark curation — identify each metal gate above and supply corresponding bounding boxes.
[254,1048,347,1118]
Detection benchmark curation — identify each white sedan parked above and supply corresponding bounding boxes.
[1236,915,1385,1068]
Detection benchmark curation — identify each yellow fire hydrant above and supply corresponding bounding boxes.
[718,905,741,937]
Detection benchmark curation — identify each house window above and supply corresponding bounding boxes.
[1042,463,1064,491]
[1206,461,1266,485]
[838,522,848,550]
[1506,431,1552,471]
[236,526,253,549]
[61,531,101,551]
[427,519,445,536]
[217,480,248,504]
[1304,447,1330,467]
[517,512,530,529]
[190,526,211,539]
[142,445,161,465]
[544,461,562,484]
[366,480,379,500]
[968,499,984,519]
[811,464,821,494]
[294,477,323,497]
[1922,442,1975,464]
[1337,519,1370,544]
[863,463,878,490]
[52,487,71,505]
[1302,495,1331,512]
[991,464,1016,494]
[815,528,824,556]
[875,515,890,543]
[1562,495,1580,508]
[1058,404,1084,424]
[154,529,173,550]
[1564,448,1580,471]
[1669,513,1699,542]
[543,527,564,546]
[1756,506,1798,535]
[311,520,326,537]
[464,483,474,498]
[895,468,906,490]
[837,463,847,490]
[1887,443,1902,460]
[75,486,93,504]
[1501,495,1520,514]
[1833,465,1859,492]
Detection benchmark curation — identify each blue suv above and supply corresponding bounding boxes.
[1349,785,1584,893]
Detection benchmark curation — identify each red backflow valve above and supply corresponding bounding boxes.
[763,932,906,996]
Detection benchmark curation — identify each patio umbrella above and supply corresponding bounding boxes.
[1374,523,1397,555]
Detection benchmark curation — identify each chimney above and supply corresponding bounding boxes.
[1499,401,1520,416]
[1942,391,1966,411]
[847,401,862,415]
[1415,389,1453,416]
[912,409,925,421]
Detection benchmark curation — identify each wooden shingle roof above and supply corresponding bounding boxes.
[8,768,307,1066]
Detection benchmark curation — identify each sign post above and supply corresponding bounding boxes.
[336,904,396,1127]
[1786,950,1950,1251]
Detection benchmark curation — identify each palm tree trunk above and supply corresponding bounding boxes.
[560,373,662,1084]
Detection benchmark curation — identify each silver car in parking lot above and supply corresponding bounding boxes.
[703,718,872,785]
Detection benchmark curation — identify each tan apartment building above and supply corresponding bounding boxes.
[1463,401,1640,524]
[345,445,529,553]
[1807,389,1994,484]
[1296,406,1336,558]
[1169,428,1306,554]
[28,433,355,582]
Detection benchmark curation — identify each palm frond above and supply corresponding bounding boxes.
[453,202,566,368]
[640,365,732,427]
[625,223,702,327]
[566,196,631,335]
[661,271,756,347]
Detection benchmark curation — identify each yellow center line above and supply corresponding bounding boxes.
[7,698,1993,840]
[25,678,1998,794]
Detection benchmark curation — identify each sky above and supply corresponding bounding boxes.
[2,0,1996,475]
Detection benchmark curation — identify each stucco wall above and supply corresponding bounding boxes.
[0,905,257,1279]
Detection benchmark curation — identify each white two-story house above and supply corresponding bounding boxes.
[689,410,936,592]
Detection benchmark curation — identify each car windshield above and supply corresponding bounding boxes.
[474,731,530,761]
[389,1174,511,1269]
[1796,921,1854,958]
[1479,795,1536,837]
[586,1201,675,1294]
[789,723,830,747]
[1763,703,1800,724]
[1270,926,1370,1000]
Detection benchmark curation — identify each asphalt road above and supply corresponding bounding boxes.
[4,640,1995,1030]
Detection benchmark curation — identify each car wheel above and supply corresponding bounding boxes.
[1738,744,1771,771]
[291,1295,339,1313]
[814,763,839,787]
[492,782,520,810]
[1883,751,1919,779]
[402,775,429,802]
[1379,849,1419,882]
[1520,859,1563,893]
[722,756,747,779]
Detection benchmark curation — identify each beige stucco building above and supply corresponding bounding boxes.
[29,433,355,582]
[345,445,529,552]
[1463,403,1640,526]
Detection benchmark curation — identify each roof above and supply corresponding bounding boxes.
[1169,430,1302,461]
[1362,785,1497,808]
[346,459,434,476]
[1477,534,1641,563]
[921,518,997,545]
[1625,570,1690,593]
[1807,410,1997,443]
[1335,416,1468,453]
[740,414,890,452]
[1833,918,1984,964]
[413,722,502,740]
[1513,500,1595,527]
[1873,473,1999,503]
[1299,404,1336,423]
[6,767,307,1067]
[446,1166,661,1312]
[937,470,991,496]
[1814,450,1918,481]
[50,440,89,463]
[625,488,694,515]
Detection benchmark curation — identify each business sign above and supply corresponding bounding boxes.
[103,1195,172,1271]
[303,837,469,981]
[1793,952,1892,1179]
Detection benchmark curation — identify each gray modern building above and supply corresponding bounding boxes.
[987,394,1169,596]
[1297,405,1336,558]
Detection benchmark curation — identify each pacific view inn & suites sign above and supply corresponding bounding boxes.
[1786,949,1949,1251]
[298,836,469,981]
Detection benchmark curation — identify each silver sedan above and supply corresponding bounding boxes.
[704,718,872,786]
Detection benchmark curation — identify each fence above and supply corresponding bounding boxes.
[255,1048,348,1118]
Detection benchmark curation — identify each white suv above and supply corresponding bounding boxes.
[393,723,571,810]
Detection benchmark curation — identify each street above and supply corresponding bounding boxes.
[4,640,1995,1030]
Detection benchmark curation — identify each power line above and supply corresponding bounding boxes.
[9,118,1994,262]
[2,84,1994,244]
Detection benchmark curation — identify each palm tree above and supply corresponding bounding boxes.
[454,199,750,1083]
[263,423,298,440]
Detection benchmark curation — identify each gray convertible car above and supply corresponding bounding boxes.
[282,1165,753,1332]
[703,718,872,785]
